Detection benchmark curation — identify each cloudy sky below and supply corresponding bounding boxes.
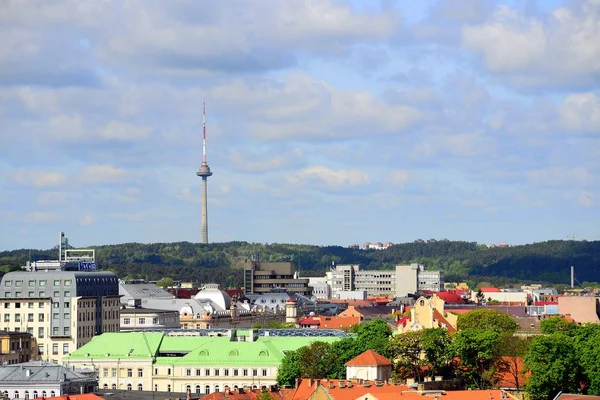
[1,0,599,250]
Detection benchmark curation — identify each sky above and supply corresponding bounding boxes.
[1,0,599,250]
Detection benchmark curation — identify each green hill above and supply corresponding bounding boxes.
[1,240,599,289]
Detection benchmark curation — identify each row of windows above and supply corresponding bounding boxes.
[122,317,160,325]
[36,343,69,356]
[4,279,72,287]
[3,390,56,399]
[155,367,269,377]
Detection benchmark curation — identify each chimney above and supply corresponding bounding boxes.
[308,378,312,387]
[25,369,31,377]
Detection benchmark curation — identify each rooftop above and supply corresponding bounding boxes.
[0,361,94,383]
[345,350,392,367]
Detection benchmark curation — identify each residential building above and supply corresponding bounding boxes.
[0,331,37,365]
[0,271,120,363]
[243,261,311,296]
[558,296,600,324]
[65,329,345,395]
[0,361,97,398]
[397,295,458,333]
[120,302,180,332]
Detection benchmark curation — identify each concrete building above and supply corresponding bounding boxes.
[243,261,311,297]
[0,271,120,363]
[558,296,600,324]
[120,301,180,332]
[0,331,37,365]
[307,277,330,300]
[0,361,97,398]
[65,329,345,395]
[325,264,444,299]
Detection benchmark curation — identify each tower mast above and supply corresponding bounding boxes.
[196,102,213,244]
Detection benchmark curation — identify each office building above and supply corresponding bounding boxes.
[243,261,311,297]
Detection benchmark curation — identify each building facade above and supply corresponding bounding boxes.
[243,261,311,296]
[120,305,180,332]
[0,331,37,365]
[325,264,444,299]
[66,329,344,395]
[0,271,120,363]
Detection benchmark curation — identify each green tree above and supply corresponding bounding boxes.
[457,309,518,334]
[578,331,600,395]
[540,316,578,336]
[297,341,336,379]
[499,334,531,391]
[277,350,300,387]
[387,331,424,380]
[421,328,453,378]
[156,277,174,288]
[451,329,504,389]
[524,333,582,400]
[355,318,392,355]
[329,337,362,378]
[256,392,272,400]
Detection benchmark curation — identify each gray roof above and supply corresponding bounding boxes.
[0,361,94,383]
[120,306,179,315]
[119,283,175,302]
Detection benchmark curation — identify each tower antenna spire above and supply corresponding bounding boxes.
[202,101,207,165]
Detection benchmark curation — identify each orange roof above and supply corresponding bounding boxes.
[433,309,457,333]
[288,379,511,400]
[202,389,287,400]
[345,349,392,366]
[497,356,529,389]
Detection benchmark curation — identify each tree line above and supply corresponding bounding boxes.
[1,239,599,287]
[276,312,600,400]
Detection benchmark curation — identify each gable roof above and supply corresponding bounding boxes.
[0,361,93,383]
[67,332,164,359]
[345,350,392,367]
[432,309,457,333]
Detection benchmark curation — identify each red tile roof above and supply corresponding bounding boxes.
[433,309,457,333]
[345,349,392,366]
[480,287,501,292]
[434,291,467,304]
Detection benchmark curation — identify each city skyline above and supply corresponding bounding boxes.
[1,0,599,251]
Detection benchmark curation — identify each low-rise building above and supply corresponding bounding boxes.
[0,331,37,365]
[65,329,345,395]
[120,303,180,332]
[0,361,97,398]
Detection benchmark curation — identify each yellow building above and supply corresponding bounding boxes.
[0,331,37,365]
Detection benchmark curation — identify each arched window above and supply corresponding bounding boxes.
[13,392,19,399]
[111,384,116,390]
[195,385,201,395]
[205,385,210,394]
[215,385,220,393]
[41,391,46,398]
[50,392,55,398]
[3,391,8,398]
[234,385,238,390]
[127,383,132,391]
[103,384,108,390]
[228,350,238,356]
[33,391,38,398]
[24,391,29,400]
[259,350,268,357]
[199,350,209,356]
[186,385,191,392]
[138,384,143,391]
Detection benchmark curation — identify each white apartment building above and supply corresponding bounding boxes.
[325,264,444,299]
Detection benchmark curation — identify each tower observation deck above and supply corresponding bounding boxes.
[196,102,213,244]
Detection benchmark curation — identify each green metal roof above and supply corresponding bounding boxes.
[67,332,164,360]
[67,332,340,366]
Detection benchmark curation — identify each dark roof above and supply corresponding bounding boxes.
[120,307,178,315]
[98,389,201,400]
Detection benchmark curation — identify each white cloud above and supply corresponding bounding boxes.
[11,170,66,188]
[37,191,68,205]
[229,147,304,172]
[78,165,131,184]
[462,1,600,87]
[559,92,600,134]
[288,165,370,189]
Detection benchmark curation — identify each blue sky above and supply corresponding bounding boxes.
[1,0,599,250]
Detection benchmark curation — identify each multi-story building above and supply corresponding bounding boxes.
[120,301,180,332]
[0,331,37,365]
[325,264,444,299]
[243,261,311,296]
[0,270,120,363]
[65,329,345,395]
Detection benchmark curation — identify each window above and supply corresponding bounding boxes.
[64,313,69,319]
[14,314,20,322]
[53,303,59,309]
[186,368,191,376]
[53,313,59,319]
[64,302,69,308]
[205,386,210,394]
[39,302,44,308]
[27,313,34,322]
[167,385,171,392]
[262,369,268,376]
[15,302,20,309]
[123,318,130,325]
[224,369,229,376]
[38,327,44,338]
[103,368,108,378]
[127,384,132,391]
[28,302,33,308]
[112,384,116,390]
[243,369,248,376]
[13,391,18,399]
[4,281,11,287]
[64,327,70,336]
[64,280,71,286]
[3,315,8,322]
[138,368,143,378]
[38,313,44,322]
[138,317,145,325]
[54,280,60,286]
[28,280,35,287]
[39,280,46,287]
[3,303,8,309]
[28,291,34,297]
[39,291,46,297]
[64,291,70,297]
[153,317,159,324]
[53,327,59,335]
[4,292,9,297]
[15,291,21,297]
[15,281,22,287]
[214,369,220,376]
[38,344,43,355]
[63,343,69,354]
[138,384,143,391]
[53,291,59,297]
[205,368,210,376]
[52,344,58,355]
[127,368,133,377]
[253,369,258,377]
[111,368,117,378]
[233,369,239,376]
[167,368,171,375]
[195,368,201,376]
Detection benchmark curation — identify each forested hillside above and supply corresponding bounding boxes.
[1,240,599,288]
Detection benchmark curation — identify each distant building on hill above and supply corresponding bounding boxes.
[243,261,311,297]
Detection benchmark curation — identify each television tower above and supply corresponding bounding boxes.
[196,102,213,244]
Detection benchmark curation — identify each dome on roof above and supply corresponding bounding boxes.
[194,287,231,310]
